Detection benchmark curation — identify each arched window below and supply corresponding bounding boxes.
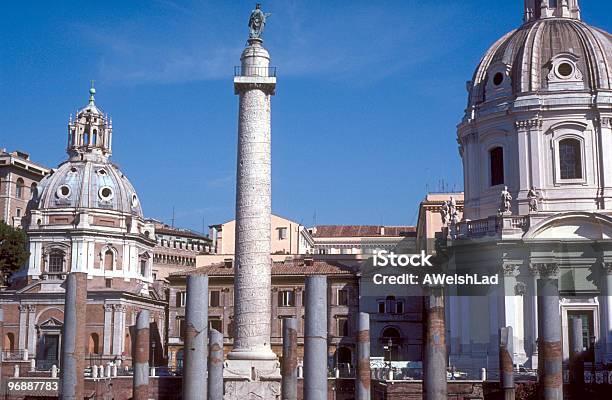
[336,347,352,366]
[104,250,114,271]
[4,333,15,351]
[83,132,90,146]
[48,251,65,273]
[381,327,401,361]
[88,333,100,354]
[15,178,25,199]
[559,138,582,179]
[92,129,98,146]
[490,147,504,186]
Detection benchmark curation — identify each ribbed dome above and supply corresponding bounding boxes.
[468,18,612,108]
[34,160,143,217]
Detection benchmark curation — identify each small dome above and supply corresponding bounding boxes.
[34,160,143,217]
[467,18,612,109]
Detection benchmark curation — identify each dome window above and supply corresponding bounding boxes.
[97,169,107,176]
[99,186,114,201]
[547,53,583,90]
[557,62,574,78]
[493,72,504,86]
[131,194,139,207]
[57,185,71,199]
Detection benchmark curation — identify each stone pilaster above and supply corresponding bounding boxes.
[112,305,125,356]
[18,305,27,352]
[26,305,37,357]
[103,304,113,355]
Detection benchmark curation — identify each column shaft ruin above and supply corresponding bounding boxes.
[208,328,224,400]
[356,312,371,400]
[499,326,515,400]
[537,277,563,400]
[304,275,327,400]
[423,289,446,400]
[281,317,298,400]
[59,272,87,400]
[183,275,209,400]
[133,310,150,400]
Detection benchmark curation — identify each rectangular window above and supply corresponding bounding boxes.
[210,290,221,307]
[337,289,349,306]
[396,301,404,314]
[378,302,385,314]
[177,291,187,308]
[48,252,64,273]
[16,208,21,217]
[178,318,186,340]
[140,260,147,276]
[209,318,222,333]
[490,147,504,186]
[337,317,349,337]
[278,227,288,240]
[105,278,112,288]
[278,290,295,307]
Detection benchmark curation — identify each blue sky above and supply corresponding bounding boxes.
[2,1,611,232]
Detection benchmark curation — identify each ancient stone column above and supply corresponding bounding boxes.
[224,10,280,398]
[281,317,298,400]
[536,264,562,400]
[59,272,87,400]
[133,310,150,400]
[183,275,209,400]
[569,317,584,393]
[304,275,327,400]
[356,312,371,400]
[499,327,515,400]
[208,328,224,400]
[423,288,447,400]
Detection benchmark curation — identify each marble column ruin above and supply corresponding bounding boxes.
[423,288,447,400]
[183,275,208,400]
[535,264,562,400]
[281,317,298,400]
[356,312,371,400]
[304,275,327,400]
[59,272,87,400]
[209,328,224,400]
[133,310,150,400]
[499,326,515,400]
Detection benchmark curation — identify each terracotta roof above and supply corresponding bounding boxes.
[311,225,416,238]
[170,259,356,278]
[155,226,211,241]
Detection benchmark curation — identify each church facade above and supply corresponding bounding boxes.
[0,87,166,371]
[444,0,612,376]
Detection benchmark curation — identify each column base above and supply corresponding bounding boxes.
[223,359,281,400]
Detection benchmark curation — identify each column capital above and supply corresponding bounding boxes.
[502,263,521,277]
[104,304,114,312]
[515,118,543,130]
[602,262,612,275]
[529,262,559,278]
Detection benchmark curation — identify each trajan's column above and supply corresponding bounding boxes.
[224,4,281,399]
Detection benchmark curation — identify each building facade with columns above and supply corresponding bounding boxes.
[443,0,612,377]
[0,87,167,372]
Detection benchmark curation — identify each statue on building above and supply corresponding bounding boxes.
[527,186,540,212]
[440,196,459,226]
[248,3,271,39]
[440,201,450,225]
[499,186,512,215]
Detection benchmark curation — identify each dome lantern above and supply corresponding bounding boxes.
[524,0,581,23]
[67,83,113,162]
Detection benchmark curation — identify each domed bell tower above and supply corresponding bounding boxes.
[67,83,113,162]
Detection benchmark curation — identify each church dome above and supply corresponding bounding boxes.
[467,7,612,110]
[34,160,143,217]
[31,85,143,218]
